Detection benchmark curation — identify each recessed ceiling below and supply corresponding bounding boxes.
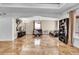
[0,3,78,18]
[0,3,65,9]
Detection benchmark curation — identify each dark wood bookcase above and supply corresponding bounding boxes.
[59,18,69,44]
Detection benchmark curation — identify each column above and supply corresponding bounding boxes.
[68,10,76,46]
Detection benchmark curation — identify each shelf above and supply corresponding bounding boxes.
[59,18,69,44]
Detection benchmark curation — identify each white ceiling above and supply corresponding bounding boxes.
[20,16,59,21]
[0,3,79,18]
[0,3,65,9]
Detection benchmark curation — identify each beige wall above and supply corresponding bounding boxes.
[41,20,57,34]
[12,18,17,40]
[25,20,58,35]
[26,20,33,34]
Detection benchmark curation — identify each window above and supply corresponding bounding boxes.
[35,20,41,29]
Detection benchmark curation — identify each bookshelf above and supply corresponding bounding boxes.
[59,18,69,44]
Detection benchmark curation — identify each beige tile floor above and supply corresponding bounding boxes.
[20,35,59,55]
[0,35,79,55]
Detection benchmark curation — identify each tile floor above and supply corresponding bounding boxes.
[0,35,79,55]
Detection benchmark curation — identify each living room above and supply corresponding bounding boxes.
[0,3,79,55]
